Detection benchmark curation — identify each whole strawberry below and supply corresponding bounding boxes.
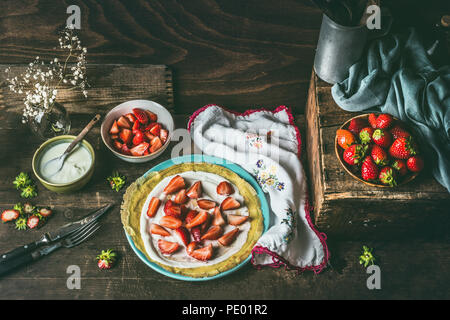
[359,127,374,145]
[392,159,408,176]
[372,129,392,148]
[348,118,367,136]
[371,145,389,166]
[336,129,355,149]
[390,125,410,140]
[379,166,397,187]
[368,113,378,129]
[407,155,424,172]
[376,114,394,129]
[96,249,117,269]
[389,137,417,159]
[361,156,379,181]
[343,144,367,166]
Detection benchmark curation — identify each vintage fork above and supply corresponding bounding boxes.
[0,221,101,277]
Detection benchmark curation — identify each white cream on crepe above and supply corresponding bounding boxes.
[140,171,251,268]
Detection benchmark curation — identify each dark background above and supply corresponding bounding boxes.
[0,0,449,300]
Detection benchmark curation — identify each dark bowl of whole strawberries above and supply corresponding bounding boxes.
[335,113,424,188]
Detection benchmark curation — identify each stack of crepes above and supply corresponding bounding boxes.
[188,105,329,273]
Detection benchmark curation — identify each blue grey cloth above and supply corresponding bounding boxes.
[332,28,450,192]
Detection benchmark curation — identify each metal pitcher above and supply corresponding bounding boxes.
[314,12,392,84]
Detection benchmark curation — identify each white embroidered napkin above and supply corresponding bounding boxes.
[188,105,329,273]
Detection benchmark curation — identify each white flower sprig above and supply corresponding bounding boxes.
[5,27,89,123]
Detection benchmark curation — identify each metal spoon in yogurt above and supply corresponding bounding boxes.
[42,114,101,177]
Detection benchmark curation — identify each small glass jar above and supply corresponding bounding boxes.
[28,102,71,140]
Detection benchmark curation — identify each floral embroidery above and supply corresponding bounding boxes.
[253,160,285,192]
[281,207,296,243]
[246,133,264,149]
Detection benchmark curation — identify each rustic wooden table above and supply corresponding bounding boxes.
[0,0,449,300]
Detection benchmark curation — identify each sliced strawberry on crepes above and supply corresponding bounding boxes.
[158,239,179,255]
[146,197,161,217]
[163,200,182,217]
[212,207,226,226]
[175,227,190,246]
[159,215,182,230]
[201,226,223,240]
[216,181,234,196]
[218,228,239,246]
[220,197,240,211]
[163,175,185,194]
[174,189,188,204]
[186,181,202,199]
[197,199,216,210]
[227,214,249,226]
[150,223,170,237]
[185,211,208,229]
[189,243,213,261]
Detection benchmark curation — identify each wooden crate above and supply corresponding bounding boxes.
[305,72,450,239]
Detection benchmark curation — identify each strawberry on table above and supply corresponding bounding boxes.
[186,181,202,199]
[407,156,424,172]
[218,228,239,246]
[1,209,20,222]
[26,215,40,229]
[132,108,149,125]
[96,249,117,269]
[147,197,161,217]
[157,239,179,255]
[372,129,392,148]
[389,137,417,159]
[164,175,185,194]
[361,156,379,182]
[216,181,234,196]
[379,166,397,187]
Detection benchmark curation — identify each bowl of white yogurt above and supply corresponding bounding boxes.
[32,135,95,193]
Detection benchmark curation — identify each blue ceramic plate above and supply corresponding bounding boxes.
[124,154,270,281]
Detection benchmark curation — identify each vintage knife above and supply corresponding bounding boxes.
[0,204,112,263]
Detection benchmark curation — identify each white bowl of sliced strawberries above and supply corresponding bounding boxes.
[101,100,174,163]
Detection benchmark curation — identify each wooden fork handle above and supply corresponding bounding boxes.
[65,114,101,155]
